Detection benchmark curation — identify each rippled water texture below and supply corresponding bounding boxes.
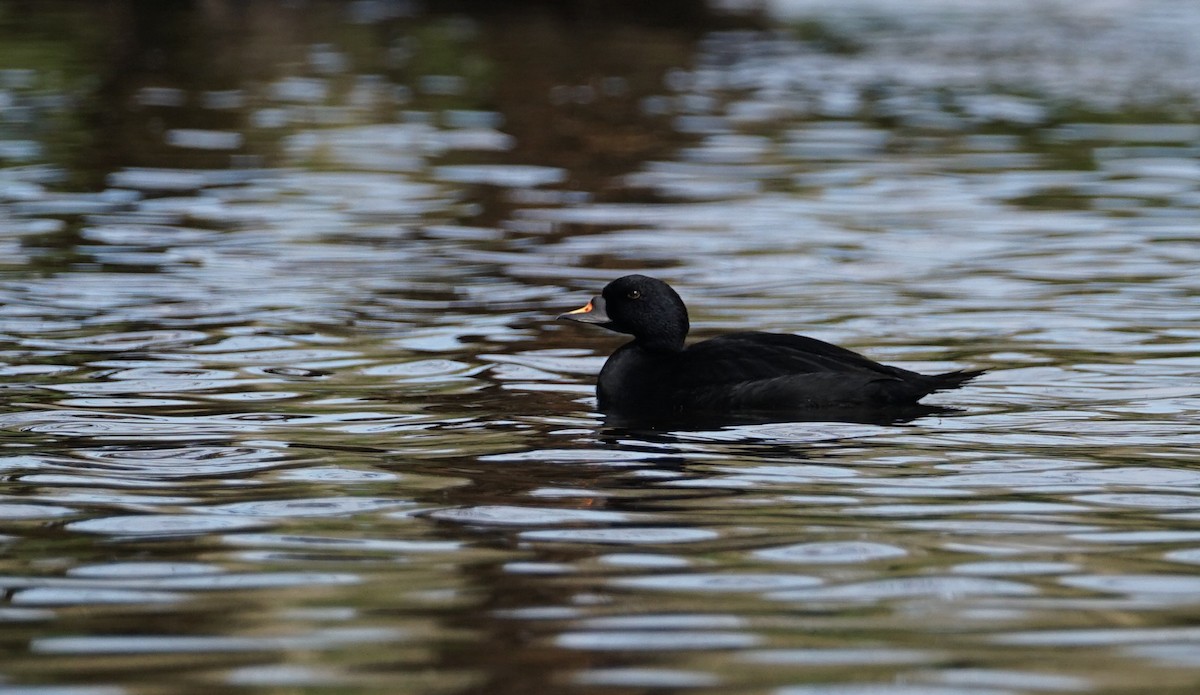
[2,1,1200,694]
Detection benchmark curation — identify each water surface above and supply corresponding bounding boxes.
[1,2,1199,694]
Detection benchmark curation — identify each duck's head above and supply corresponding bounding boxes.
[559,274,690,351]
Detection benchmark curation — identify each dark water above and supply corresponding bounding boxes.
[2,2,1200,693]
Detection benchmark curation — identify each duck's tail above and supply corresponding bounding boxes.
[929,369,986,392]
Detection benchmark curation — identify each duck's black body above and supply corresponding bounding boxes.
[559,275,982,420]
[595,330,980,414]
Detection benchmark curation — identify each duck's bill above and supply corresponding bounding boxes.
[558,295,610,324]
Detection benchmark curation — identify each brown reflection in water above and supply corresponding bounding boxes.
[5,1,747,199]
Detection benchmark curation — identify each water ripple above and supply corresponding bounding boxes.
[770,576,1039,602]
[753,542,909,564]
[20,330,209,352]
[200,497,411,518]
[68,515,271,537]
[612,573,822,593]
[520,528,720,545]
[33,628,402,654]
[426,504,633,526]
[557,630,760,651]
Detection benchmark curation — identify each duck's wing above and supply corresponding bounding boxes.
[680,331,917,384]
[676,332,983,408]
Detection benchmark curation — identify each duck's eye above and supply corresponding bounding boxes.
[627,289,641,300]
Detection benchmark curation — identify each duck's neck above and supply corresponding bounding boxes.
[630,308,689,352]
[634,333,686,353]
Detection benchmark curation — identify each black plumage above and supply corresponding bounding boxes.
[559,274,983,420]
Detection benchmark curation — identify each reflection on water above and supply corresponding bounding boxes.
[2,1,1200,694]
